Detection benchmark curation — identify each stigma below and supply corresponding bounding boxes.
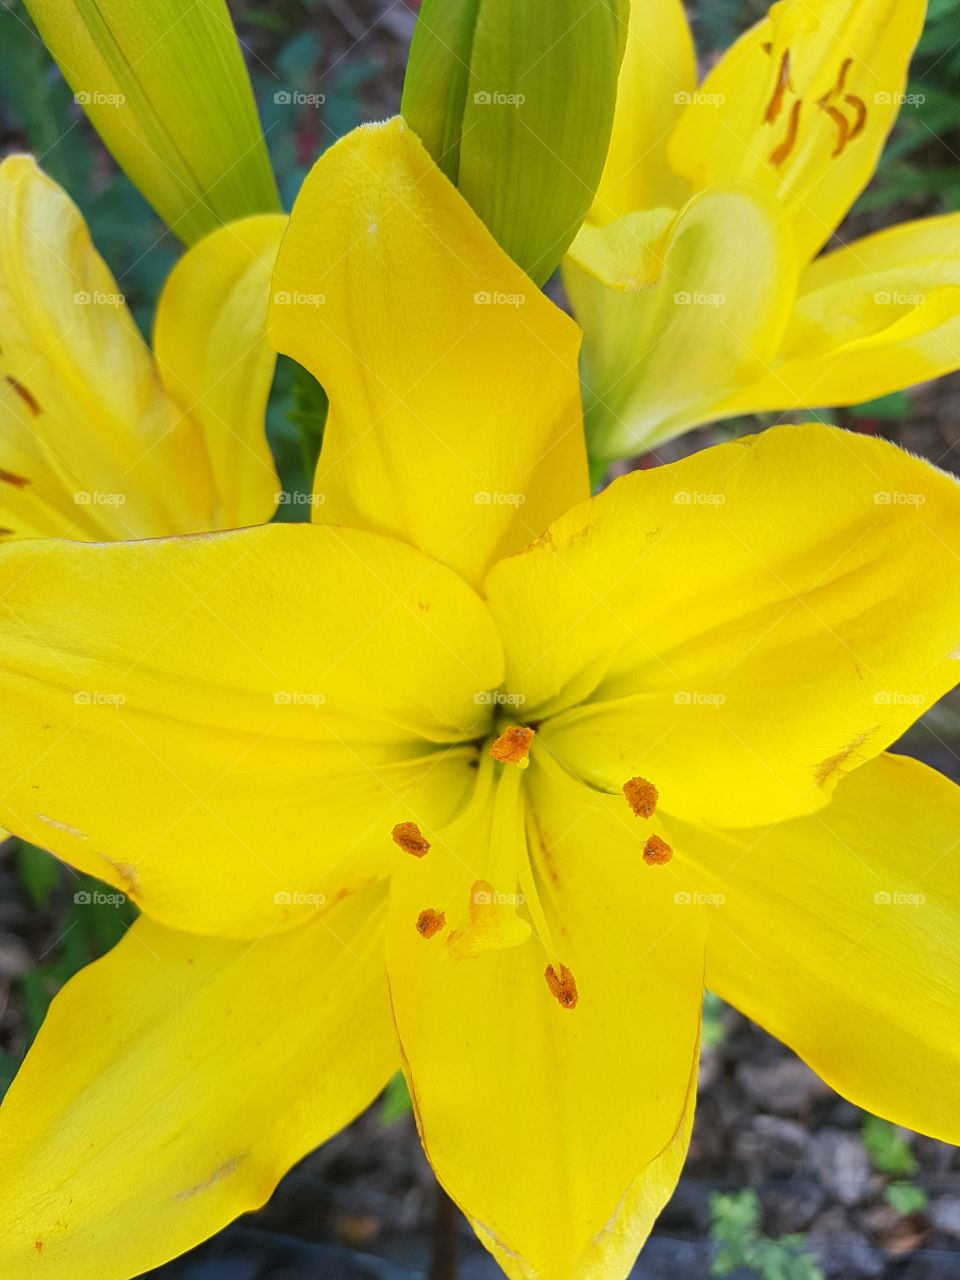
[392,821,430,857]
[489,725,534,767]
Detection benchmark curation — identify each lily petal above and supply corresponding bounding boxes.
[591,0,696,223]
[388,752,704,1280]
[485,423,960,827]
[564,185,796,459]
[0,883,395,1279]
[667,0,926,263]
[0,157,277,539]
[153,213,286,529]
[712,212,960,417]
[669,752,960,1144]
[269,117,589,589]
[0,525,502,936]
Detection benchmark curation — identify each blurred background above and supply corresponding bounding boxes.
[0,0,958,1276]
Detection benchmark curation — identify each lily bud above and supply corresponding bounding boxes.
[402,0,628,285]
[25,0,280,244]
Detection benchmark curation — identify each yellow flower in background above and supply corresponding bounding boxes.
[0,156,284,539]
[0,118,957,1280]
[569,0,960,460]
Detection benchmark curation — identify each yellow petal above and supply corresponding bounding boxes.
[153,213,286,529]
[24,0,280,244]
[669,753,960,1143]
[485,423,960,827]
[0,883,395,1279]
[0,524,503,936]
[667,0,926,262]
[712,212,960,417]
[564,186,796,459]
[591,0,696,223]
[388,751,704,1279]
[269,117,589,589]
[0,157,276,539]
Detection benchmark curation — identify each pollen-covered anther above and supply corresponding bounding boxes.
[392,821,430,857]
[415,908,446,939]
[545,963,579,1010]
[623,776,658,819]
[489,725,534,766]
[643,834,673,866]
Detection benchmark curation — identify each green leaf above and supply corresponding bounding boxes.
[380,1072,413,1124]
[402,0,628,284]
[884,1183,928,1215]
[15,841,61,909]
[862,1114,917,1177]
[24,0,281,243]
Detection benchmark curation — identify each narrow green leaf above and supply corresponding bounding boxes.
[25,0,281,243]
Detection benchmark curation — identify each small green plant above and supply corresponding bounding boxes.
[710,1190,825,1280]
[885,1183,929,1215]
[862,1114,918,1177]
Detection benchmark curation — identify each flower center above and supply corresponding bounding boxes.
[761,44,868,168]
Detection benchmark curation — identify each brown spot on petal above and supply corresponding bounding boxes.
[643,834,673,866]
[489,725,534,765]
[814,729,875,788]
[623,776,658,819]
[392,821,430,857]
[416,908,445,939]
[769,98,802,167]
[5,376,40,415]
[545,963,579,1009]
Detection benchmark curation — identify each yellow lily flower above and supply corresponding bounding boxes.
[570,0,960,459]
[0,155,285,539]
[0,118,958,1280]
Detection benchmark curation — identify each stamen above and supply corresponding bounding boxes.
[5,376,40,416]
[489,725,534,766]
[769,99,802,167]
[415,908,445,939]
[392,821,430,857]
[545,963,579,1009]
[643,834,673,866]
[0,467,29,489]
[622,776,658,819]
[764,49,791,123]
